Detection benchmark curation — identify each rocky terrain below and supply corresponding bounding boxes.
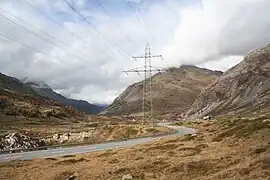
[1,112,268,180]
[102,65,222,117]
[0,132,44,151]
[0,113,172,151]
[184,44,270,119]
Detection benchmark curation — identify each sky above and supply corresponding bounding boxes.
[0,0,270,104]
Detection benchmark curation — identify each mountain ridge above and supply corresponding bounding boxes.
[101,65,222,117]
[184,44,270,119]
[0,73,104,114]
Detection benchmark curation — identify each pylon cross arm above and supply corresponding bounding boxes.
[123,43,163,127]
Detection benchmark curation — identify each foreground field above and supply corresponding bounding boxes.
[0,114,269,180]
[0,114,172,150]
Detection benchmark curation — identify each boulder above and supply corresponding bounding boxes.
[122,174,134,180]
[0,133,43,150]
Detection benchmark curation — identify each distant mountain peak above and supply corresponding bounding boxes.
[1,73,104,114]
[21,78,51,90]
[101,66,222,116]
[180,64,198,68]
[27,82,51,90]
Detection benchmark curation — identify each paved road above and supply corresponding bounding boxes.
[0,123,196,162]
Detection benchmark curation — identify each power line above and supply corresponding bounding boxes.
[94,0,132,44]
[0,11,89,63]
[127,2,150,42]
[62,0,131,59]
[0,33,63,64]
[0,7,92,62]
[20,0,107,56]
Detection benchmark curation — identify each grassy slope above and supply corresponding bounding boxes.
[0,114,269,180]
[0,114,172,148]
[103,66,221,117]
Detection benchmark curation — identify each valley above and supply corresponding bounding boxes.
[0,44,270,180]
[0,73,171,151]
[0,0,270,179]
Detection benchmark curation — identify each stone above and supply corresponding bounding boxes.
[122,174,133,180]
[0,132,42,151]
[69,175,76,180]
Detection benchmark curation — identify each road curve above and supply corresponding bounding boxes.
[0,123,196,162]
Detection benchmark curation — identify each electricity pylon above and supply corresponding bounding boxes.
[124,42,165,126]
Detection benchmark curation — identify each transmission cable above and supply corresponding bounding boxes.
[61,0,131,59]
[20,0,107,56]
[127,2,151,42]
[0,33,64,64]
[0,11,89,63]
[94,0,132,44]
[0,7,92,61]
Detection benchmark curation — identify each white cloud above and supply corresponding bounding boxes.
[162,0,270,67]
[0,0,269,104]
[198,56,244,72]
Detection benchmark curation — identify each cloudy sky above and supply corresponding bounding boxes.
[0,0,270,104]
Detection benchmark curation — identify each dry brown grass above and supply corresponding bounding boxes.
[2,99,82,119]
[0,113,172,149]
[103,66,221,117]
[0,114,90,138]
[103,125,172,140]
[0,115,269,180]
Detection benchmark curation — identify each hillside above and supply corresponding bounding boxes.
[0,73,46,101]
[0,73,84,119]
[0,73,171,150]
[0,74,103,115]
[24,81,104,114]
[102,65,222,117]
[184,44,270,119]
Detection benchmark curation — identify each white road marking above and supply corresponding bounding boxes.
[50,151,65,154]
[84,146,96,150]
[4,156,22,160]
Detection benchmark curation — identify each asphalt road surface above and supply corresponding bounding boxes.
[0,123,196,162]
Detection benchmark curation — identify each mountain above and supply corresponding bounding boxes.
[184,44,270,119]
[23,80,104,114]
[0,73,103,115]
[101,65,222,117]
[0,73,46,101]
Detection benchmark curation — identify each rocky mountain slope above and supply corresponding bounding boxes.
[184,44,270,119]
[102,65,222,117]
[24,81,104,114]
[0,73,46,101]
[0,74,103,114]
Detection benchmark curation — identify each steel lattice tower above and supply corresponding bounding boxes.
[124,42,164,126]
